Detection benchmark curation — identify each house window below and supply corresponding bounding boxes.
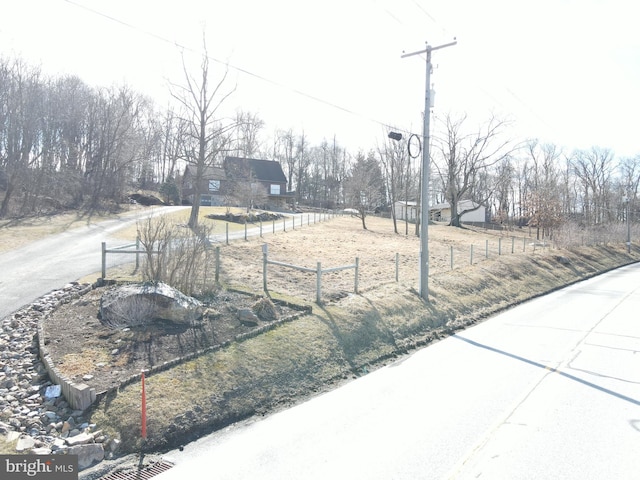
[270,184,280,195]
[208,180,220,192]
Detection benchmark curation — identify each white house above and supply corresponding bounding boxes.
[430,200,486,223]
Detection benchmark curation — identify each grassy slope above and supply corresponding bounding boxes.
[88,239,639,453]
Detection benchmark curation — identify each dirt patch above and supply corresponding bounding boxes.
[41,287,305,396]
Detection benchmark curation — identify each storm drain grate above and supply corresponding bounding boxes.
[100,460,174,480]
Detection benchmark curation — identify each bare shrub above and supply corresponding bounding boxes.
[137,216,214,296]
[101,295,157,329]
[554,220,639,249]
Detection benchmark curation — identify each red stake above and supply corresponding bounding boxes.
[141,371,147,440]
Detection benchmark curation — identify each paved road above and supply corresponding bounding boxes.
[0,208,325,320]
[156,262,640,480]
[0,206,188,320]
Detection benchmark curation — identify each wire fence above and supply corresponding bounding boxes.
[100,215,639,304]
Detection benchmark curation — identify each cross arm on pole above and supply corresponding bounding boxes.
[401,39,457,59]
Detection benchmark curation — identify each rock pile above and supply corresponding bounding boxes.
[0,283,117,470]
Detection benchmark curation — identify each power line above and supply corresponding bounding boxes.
[62,0,406,138]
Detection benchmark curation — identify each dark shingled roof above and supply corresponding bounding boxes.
[225,156,286,183]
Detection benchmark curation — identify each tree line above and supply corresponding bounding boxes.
[0,53,638,243]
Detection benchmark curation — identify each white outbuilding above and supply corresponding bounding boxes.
[430,200,486,223]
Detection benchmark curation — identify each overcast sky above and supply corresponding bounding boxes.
[1,0,638,157]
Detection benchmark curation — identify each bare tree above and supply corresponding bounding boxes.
[344,151,385,230]
[523,141,564,239]
[295,131,309,203]
[0,59,43,217]
[83,85,146,211]
[170,37,236,229]
[571,147,614,225]
[618,155,640,218]
[224,157,267,211]
[491,156,516,225]
[379,134,406,234]
[276,128,296,192]
[432,113,514,227]
[234,110,264,158]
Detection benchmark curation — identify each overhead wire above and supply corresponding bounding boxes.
[62,0,417,138]
[406,1,558,143]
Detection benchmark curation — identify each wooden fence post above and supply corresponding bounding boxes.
[263,244,268,293]
[244,222,248,241]
[498,237,502,255]
[135,237,140,270]
[354,257,359,293]
[225,223,229,245]
[101,242,107,279]
[485,239,489,258]
[260,220,263,237]
[215,246,220,284]
[470,244,474,265]
[395,253,399,282]
[450,245,454,270]
[316,262,322,304]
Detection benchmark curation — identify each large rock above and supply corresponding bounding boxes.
[67,443,105,470]
[100,283,204,327]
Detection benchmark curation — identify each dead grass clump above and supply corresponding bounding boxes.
[59,348,111,377]
[252,297,278,321]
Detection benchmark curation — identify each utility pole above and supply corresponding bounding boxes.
[402,39,456,301]
[625,186,632,253]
